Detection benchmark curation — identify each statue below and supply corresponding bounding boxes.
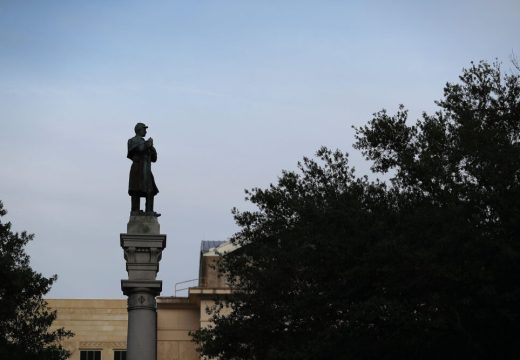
[127,123,160,217]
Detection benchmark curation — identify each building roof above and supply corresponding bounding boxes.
[200,240,227,254]
[200,240,239,256]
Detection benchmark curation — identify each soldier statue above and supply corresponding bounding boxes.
[127,122,160,217]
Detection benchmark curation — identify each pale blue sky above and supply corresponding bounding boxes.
[1,0,518,298]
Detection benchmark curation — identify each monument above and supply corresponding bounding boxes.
[121,123,166,360]
[127,122,160,217]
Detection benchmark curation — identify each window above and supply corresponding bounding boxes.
[114,350,127,360]
[80,350,101,360]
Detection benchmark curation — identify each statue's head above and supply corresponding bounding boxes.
[134,122,148,136]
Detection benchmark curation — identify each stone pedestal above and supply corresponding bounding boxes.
[121,216,166,360]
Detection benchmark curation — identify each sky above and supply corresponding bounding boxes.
[0,0,518,298]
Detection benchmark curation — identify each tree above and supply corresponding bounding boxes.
[0,201,72,360]
[192,60,520,360]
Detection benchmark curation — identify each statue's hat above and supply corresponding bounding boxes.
[134,122,148,132]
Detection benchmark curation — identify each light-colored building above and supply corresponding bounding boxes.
[47,299,128,360]
[49,240,234,360]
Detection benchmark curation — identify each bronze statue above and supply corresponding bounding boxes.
[127,123,160,217]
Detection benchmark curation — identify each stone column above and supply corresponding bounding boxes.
[121,216,166,360]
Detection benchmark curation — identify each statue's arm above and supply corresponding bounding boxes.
[127,138,146,158]
[150,146,157,162]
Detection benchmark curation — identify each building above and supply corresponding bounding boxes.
[49,240,234,360]
[47,299,127,360]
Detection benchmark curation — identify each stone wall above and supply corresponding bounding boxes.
[47,299,127,360]
[156,298,200,360]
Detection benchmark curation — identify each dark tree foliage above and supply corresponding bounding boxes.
[0,201,72,360]
[192,61,520,359]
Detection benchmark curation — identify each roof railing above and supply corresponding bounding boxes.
[174,278,202,297]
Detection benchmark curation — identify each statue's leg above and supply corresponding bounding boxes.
[131,196,140,215]
[145,195,154,213]
[145,196,160,217]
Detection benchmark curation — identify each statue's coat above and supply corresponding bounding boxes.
[127,136,159,197]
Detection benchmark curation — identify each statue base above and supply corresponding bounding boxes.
[127,215,160,234]
[121,216,166,360]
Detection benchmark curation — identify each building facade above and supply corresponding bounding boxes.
[47,299,127,360]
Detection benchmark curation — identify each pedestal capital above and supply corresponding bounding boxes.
[120,233,167,280]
